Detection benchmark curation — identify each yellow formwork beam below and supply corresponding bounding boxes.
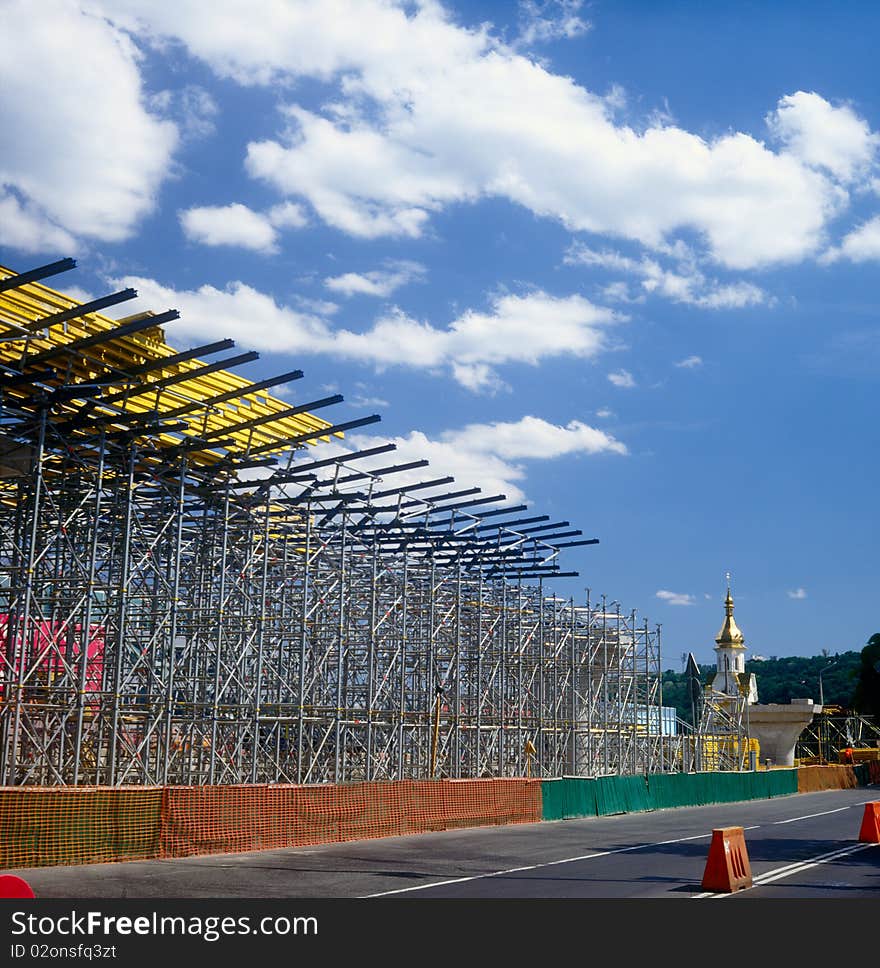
[0,266,341,464]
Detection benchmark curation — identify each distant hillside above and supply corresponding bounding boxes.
[661,651,861,726]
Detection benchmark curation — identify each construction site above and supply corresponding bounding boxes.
[0,257,683,791]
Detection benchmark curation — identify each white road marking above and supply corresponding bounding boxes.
[692,841,879,898]
[361,829,733,897]
[362,797,873,898]
[772,806,850,824]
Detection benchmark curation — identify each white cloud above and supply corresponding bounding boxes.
[517,0,591,47]
[112,275,621,391]
[821,215,880,264]
[325,414,627,504]
[349,393,390,409]
[98,3,863,269]
[599,281,643,304]
[325,260,425,298]
[268,201,309,229]
[451,362,509,394]
[787,587,808,600]
[0,191,76,253]
[179,200,308,252]
[151,84,218,141]
[180,203,281,252]
[0,0,177,246]
[595,407,613,418]
[674,355,703,369]
[768,91,879,183]
[608,369,635,388]
[566,243,769,309]
[656,590,696,606]
[294,295,340,315]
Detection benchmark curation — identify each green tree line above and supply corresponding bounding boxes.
[661,637,880,726]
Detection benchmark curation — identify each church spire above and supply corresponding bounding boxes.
[716,573,744,648]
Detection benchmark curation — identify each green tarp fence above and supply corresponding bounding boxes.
[541,769,799,821]
[594,774,651,816]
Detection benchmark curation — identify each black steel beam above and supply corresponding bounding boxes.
[159,368,305,422]
[126,338,236,378]
[24,309,180,365]
[0,258,76,293]
[19,288,139,333]
[368,476,455,500]
[226,442,398,489]
[199,393,344,441]
[474,514,549,533]
[428,504,528,529]
[399,486,481,511]
[238,413,380,460]
[98,350,260,408]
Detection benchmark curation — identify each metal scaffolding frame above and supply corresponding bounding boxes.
[695,685,750,772]
[0,258,676,785]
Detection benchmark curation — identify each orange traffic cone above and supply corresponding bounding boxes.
[858,801,880,843]
[701,826,753,892]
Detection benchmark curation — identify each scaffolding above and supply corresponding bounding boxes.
[693,684,751,771]
[0,258,677,786]
[796,708,880,765]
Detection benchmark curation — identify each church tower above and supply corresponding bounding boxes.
[711,577,757,703]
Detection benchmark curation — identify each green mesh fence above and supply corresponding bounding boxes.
[542,769,799,820]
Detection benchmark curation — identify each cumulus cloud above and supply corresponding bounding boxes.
[318,414,627,504]
[821,215,880,264]
[325,260,425,298]
[674,355,703,368]
[95,3,870,269]
[787,587,808,600]
[608,369,635,388]
[0,191,76,254]
[0,0,177,247]
[112,275,622,391]
[656,590,696,606]
[179,200,308,252]
[767,91,879,183]
[180,203,280,252]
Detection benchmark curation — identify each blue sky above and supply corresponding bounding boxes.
[2,0,879,669]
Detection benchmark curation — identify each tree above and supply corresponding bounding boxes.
[853,633,880,719]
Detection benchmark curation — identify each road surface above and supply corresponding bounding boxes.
[7,785,878,899]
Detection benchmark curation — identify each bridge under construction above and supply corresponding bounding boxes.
[0,258,673,788]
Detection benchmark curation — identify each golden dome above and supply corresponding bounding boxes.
[715,583,745,649]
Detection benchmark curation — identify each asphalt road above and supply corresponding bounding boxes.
[7,785,878,899]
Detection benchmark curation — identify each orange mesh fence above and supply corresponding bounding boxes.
[869,761,880,784]
[0,786,163,870]
[160,779,542,859]
[797,765,858,793]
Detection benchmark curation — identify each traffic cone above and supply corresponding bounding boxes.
[701,826,753,892]
[0,875,35,898]
[858,801,880,843]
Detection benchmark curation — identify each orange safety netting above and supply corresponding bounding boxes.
[159,778,542,859]
[0,779,541,870]
[796,764,859,793]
